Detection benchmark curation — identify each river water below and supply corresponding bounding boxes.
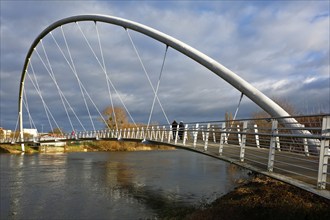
[1,150,249,219]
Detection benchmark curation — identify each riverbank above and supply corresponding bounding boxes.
[182,174,330,220]
[0,141,175,154]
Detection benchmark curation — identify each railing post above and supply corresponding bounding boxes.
[219,122,226,155]
[119,129,122,139]
[127,128,131,138]
[147,127,151,139]
[156,126,160,141]
[239,121,248,162]
[254,124,260,148]
[224,122,228,144]
[193,123,199,148]
[151,126,155,140]
[136,128,139,139]
[132,128,135,139]
[204,123,210,151]
[301,125,309,156]
[212,125,216,143]
[168,125,172,143]
[163,126,167,140]
[141,127,144,139]
[175,124,179,144]
[183,124,188,146]
[237,124,241,146]
[202,126,205,141]
[317,116,330,190]
[267,119,278,172]
[161,126,165,142]
[276,136,281,151]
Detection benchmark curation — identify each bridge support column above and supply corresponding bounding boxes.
[239,121,248,162]
[317,116,330,190]
[268,119,278,172]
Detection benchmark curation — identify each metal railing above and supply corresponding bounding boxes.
[1,114,329,191]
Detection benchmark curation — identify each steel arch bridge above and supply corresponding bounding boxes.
[18,14,294,137]
[6,15,329,199]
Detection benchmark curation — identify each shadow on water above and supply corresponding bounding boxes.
[104,153,248,219]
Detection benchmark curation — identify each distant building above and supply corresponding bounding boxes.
[23,128,38,138]
[0,128,12,138]
[40,135,66,146]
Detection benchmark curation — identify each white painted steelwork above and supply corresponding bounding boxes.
[18,14,292,149]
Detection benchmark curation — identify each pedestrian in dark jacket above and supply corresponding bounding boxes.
[179,121,184,140]
[172,120,178,139]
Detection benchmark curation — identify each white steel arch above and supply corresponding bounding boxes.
[18,14,295,149]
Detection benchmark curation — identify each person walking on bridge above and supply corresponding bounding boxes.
[179,121,184,140]
[172,120,178,139]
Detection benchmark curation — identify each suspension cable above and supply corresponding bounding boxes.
[60,27,95,131]
[50,29,111,130]
[76,22,137,127]
[27,66,62,134]
[227,92,244,139]
[233,92,244,121]
[95,22,118,130]
[35,43,86,131]
[39,40,75,132]
[27,68,63,134]
[125,29,170,125]
[23,89,37,129]
[28,60,55,133]
[145,45,168,137]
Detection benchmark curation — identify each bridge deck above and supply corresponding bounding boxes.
[148,140,330,200]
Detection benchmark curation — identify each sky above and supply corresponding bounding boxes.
[0,0,329,132]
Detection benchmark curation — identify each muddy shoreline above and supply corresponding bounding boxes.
[182,175,330,220]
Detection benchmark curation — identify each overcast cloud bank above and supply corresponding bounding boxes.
[0,1,329,132]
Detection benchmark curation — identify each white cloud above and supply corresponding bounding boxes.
[1,1,329,131]
[303,77,317,84]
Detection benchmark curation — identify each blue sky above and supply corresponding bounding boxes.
[0,0,329,132]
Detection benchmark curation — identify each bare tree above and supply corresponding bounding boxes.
[102,106,128,129]
[50,127,64,136]
[252,97,298,119]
